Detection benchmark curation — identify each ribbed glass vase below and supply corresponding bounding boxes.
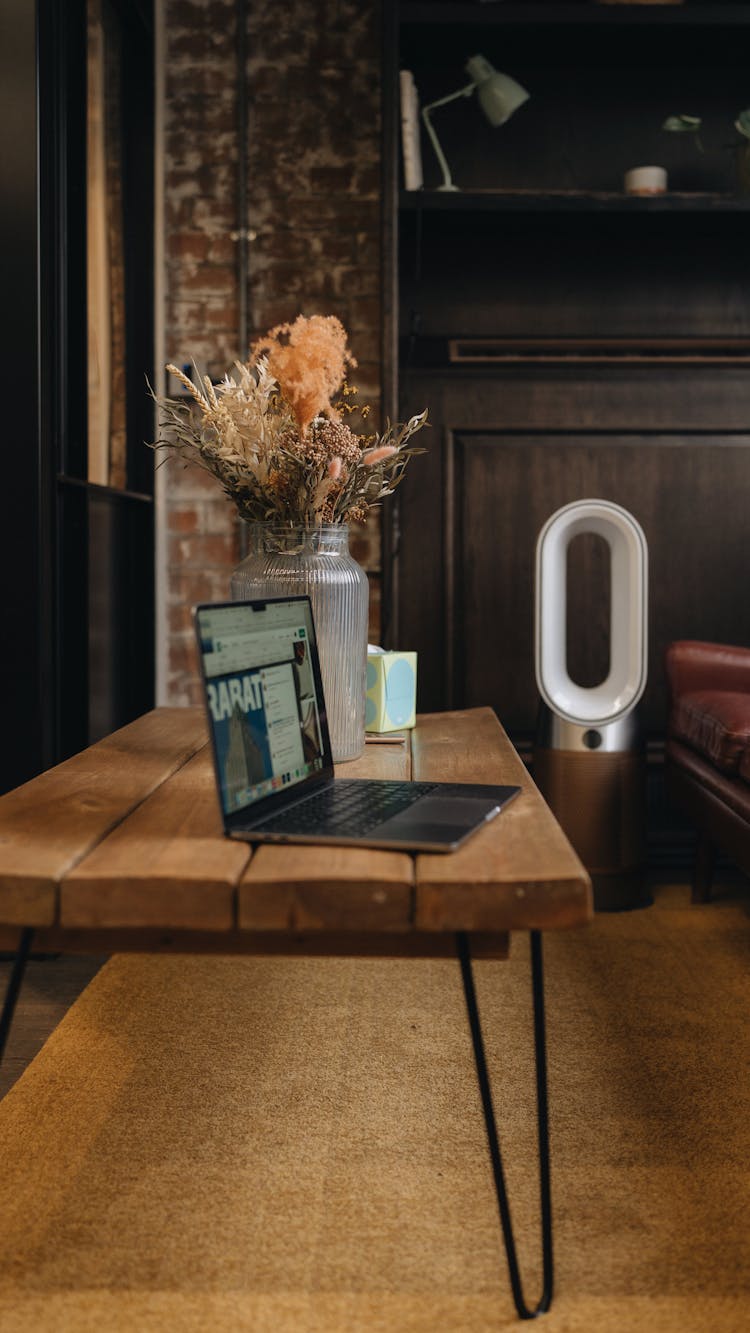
[230,524,369,762]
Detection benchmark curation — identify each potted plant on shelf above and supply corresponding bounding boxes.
[151,315,427,762]
[663,110,750,196]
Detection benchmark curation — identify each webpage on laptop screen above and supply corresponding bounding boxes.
[198,600,325,815]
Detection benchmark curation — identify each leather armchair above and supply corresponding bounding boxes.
[665,640,750,901]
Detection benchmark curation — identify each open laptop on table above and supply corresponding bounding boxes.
[195,596,520,852]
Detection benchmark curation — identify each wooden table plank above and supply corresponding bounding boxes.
[411,708,524,787]
[340,736,411,782]
[0,709,207,928]
[412,708,593,932]
[61,748,250,931]
[238,735,414,932]
[1,707,593,944]
[238,846,415,932]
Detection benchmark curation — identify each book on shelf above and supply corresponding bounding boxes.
[399,69,423,192]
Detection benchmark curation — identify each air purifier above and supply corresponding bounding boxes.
[533,499,650,910]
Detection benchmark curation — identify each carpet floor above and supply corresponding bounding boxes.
[0,883,747,1331]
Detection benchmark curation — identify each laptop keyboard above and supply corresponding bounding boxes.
[252,780,439,838]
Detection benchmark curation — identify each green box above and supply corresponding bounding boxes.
[365,651,417,733]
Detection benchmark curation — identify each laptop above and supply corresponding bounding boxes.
[195,596,520,852]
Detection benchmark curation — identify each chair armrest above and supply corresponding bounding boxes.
[665,640,750,704]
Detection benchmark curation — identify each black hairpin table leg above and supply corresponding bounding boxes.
[0,929,34,1068]
[457,929,552,1320]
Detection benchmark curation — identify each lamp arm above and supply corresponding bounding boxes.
[421,81,476,192]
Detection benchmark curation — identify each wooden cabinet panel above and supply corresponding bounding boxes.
[398,423,750,740]
[399,211,750,343]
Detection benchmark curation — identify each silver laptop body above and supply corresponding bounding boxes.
[195,597,519,853]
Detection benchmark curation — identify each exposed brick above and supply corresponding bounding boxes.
[207,235,237,265]
[178,264,236,296]
[163,0,383,697]
[202,300,240,329]
[348,296,381,333]
[350,524,381,572]
[161,458,221,498]
[367,577,382,645]
[254,230,327,263]
[320,234,356,264]
[344,328,379,366]
[309,165,357,195]
[166,100,236,137]
[168,2,234,31]
[165,299,208,331]
[165,674,206,709]
[167,231,212,262]
[250,299,304,334]
[169,533,237,567]
[201,498,240,534]
[169,567,233,605]
[166,52,237,92]
[355,232,381,269]
[169,602,195,635]
[165,196,194,228]
[191,197,238,232]
[168,633,201,678]
[168,506,200,534]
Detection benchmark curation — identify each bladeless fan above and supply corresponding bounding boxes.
[533,499,650,911]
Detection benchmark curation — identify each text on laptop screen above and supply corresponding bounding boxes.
[197,599,325,816]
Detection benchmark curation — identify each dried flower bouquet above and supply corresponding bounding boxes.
[151,315,427,528]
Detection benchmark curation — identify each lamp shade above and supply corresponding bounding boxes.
[465,54,529,128]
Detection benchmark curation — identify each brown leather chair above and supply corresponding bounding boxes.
[665,641,750,901]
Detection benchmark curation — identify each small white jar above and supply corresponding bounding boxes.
[624,166,668,196]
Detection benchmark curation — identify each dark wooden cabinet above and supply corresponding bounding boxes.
[397,371,750,739]
[382,3,750,767]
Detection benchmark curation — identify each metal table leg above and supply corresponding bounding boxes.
[457,929,552,1320]
[0,929,34,1067]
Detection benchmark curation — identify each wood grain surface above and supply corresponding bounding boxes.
[412,708,593,932]
[338,738,411,781]
[239,737,414,931]
[238,846,415,932]
[1,707,592,944]
[0,710,207,927]
[61,748,249,931]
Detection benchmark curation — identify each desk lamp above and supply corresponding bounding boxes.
[421,54,530,192]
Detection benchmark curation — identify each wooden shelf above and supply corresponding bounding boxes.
[399,335,750,370]
[400,4,750,29]
[399,189,750,214]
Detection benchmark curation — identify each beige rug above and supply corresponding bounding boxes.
[0,884,747,1331]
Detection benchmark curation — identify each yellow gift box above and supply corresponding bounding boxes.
[365,650,417,733]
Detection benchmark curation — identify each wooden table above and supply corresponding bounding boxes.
[0,706,592,1318]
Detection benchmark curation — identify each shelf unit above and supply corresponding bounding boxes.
[381,2,750,781]
[384,0,750,396]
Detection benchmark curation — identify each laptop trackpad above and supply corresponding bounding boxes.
[376,823,477,846]
[383,796,500,831]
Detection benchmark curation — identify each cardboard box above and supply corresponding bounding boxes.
[365,651,417,732]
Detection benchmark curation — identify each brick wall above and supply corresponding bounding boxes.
[163,0,382,704]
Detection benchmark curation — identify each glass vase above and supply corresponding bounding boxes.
[230,524,369,763]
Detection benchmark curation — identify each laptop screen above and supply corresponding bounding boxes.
[195,597,329,818]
